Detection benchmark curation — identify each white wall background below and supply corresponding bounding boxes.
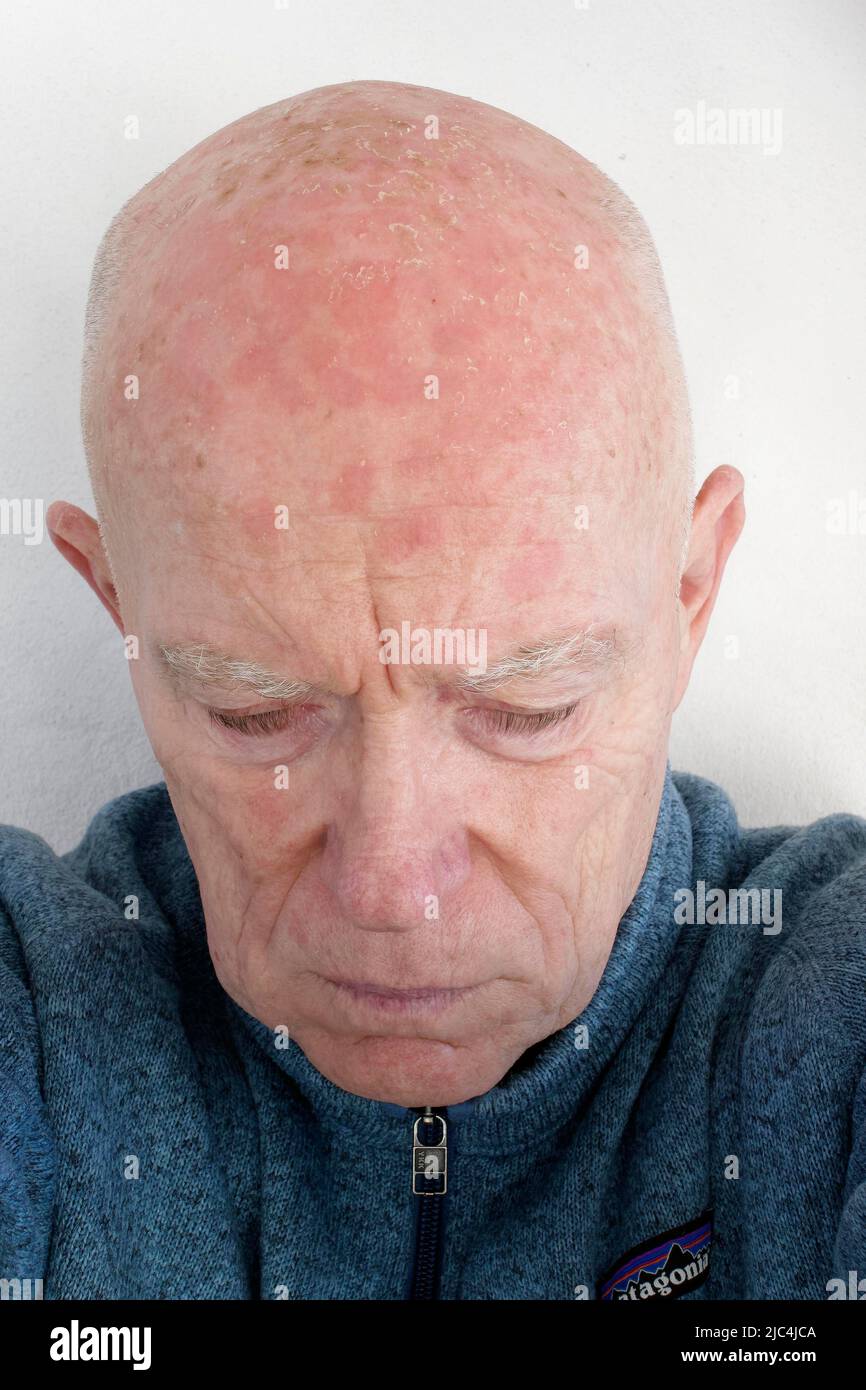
[1,0,864,851]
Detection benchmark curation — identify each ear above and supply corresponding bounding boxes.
[672,465,745,710]
[45,501,125,636]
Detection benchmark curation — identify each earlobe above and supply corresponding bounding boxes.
[45,501,125,634]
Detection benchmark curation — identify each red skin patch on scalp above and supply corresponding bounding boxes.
[319,363,367,408]
[230,343,311,412]
[430,319,484,358]
[97,80,662,593]
[157,313,225,418]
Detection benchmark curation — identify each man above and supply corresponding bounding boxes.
[1,79,864,1302]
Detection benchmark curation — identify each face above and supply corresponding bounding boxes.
[123,457,678,1108]
[55,85,742,1107]
[125,451,679,1108]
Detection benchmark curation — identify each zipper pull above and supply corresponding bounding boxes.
[412,1106,447,1195]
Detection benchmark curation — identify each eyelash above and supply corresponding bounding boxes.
[208,707,303,736]
[207,703,581,738]
[479,703,579,735]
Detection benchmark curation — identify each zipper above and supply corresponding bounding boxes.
[408,1105,448,1299]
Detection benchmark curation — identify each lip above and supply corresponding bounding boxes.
[324,977,479,1015]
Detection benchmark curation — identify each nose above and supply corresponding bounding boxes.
[319,742,472,932]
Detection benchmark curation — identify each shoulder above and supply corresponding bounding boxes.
[673,768,866,924]
[0,781,203,1075]
[0,781,198,956]
[673,767,866,1083]
[0,895,54,1281]
[0,783,203,1279]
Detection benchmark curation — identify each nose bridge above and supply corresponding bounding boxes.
[322,725,470,930]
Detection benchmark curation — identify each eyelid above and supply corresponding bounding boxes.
[207,705,312,736]
[206,699,582,740]
[468,702,581,736]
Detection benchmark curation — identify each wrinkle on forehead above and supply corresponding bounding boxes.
[83,81,691,594]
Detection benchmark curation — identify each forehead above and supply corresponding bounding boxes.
[130,461,656,697]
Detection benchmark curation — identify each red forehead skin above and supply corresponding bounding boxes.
[94,81,668,595]
[500,537,566,607]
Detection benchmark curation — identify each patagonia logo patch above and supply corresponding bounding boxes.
[597,1209,713,1301]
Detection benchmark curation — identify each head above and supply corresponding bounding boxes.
[49,80,744,1106]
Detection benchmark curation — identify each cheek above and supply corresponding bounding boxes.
[234,775,304,859]
[168,773,314,947]
[198,773,301,869]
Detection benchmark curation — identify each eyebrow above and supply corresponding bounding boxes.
[452,625,634,694]
[154,643,328,703]
[154,624,635,704]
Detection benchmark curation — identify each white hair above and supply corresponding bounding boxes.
[81,194,138,512]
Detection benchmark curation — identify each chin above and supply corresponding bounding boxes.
[304,1031,501,1107]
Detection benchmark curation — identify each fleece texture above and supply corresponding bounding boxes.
[1,763,865,1299]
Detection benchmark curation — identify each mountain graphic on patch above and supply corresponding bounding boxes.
[597,1210,713,1301]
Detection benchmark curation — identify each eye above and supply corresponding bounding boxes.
[472,703,580,736]
[207,705,315,737]
[207,701,581,741]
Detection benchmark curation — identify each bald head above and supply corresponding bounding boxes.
[80,79,693,603]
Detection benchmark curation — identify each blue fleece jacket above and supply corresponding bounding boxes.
[1,763,865,1300]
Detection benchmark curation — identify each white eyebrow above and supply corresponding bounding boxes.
[156,625,635,703]
[453,627,632,694]
[155,643,325,702]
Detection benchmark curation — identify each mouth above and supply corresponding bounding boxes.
[323,977,480,1016]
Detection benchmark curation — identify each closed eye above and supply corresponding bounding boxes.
[208,706,312,736]
[206,701,581,740]
[470,703,580,736]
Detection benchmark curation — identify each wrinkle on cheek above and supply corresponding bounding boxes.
[177,771,317,968]
[234,780,323,916]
